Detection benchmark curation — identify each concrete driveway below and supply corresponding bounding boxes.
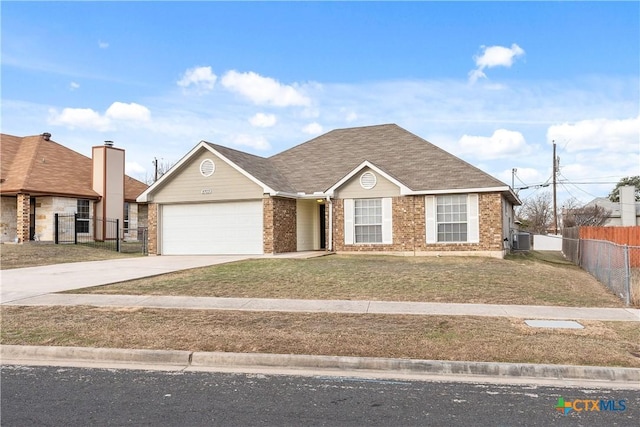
[0,255,252,304]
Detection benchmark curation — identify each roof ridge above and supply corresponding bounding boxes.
[203,141,268,160]
[269,123,399,160]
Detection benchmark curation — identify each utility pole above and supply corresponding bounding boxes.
[153,157,158,182]
[552,141,558,235]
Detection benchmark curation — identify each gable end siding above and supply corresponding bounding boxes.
[150,149,263,203]
[334,167,402,199]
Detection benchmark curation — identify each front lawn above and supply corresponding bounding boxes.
[0,243,143,270]
[71,252,625,307]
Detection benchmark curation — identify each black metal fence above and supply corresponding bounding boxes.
[54,213,149,254]
[54,213,121,251]
[121,227,148,255]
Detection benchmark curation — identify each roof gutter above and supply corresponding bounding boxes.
[401,186,521,205]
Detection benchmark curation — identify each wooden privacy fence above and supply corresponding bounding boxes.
[580,226,640,245]
[579,226,640,267]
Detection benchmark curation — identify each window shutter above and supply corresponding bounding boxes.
[468,194,479,243]
[344,199,354,245]
[425,196,436,243]
[382,197,393,244]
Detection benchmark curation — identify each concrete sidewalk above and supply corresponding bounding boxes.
[5,293,640,321]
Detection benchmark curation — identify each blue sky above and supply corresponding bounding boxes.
[2,1,639,206]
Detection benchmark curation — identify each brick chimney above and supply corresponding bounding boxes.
[92,141,125,239]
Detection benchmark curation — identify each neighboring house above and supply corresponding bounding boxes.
[584,187,640,226]
[1,133,148,243]
[138,124,520,257]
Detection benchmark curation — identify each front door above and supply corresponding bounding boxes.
[29,197,36,240]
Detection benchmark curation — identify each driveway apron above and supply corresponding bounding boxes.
[0,256,251,304]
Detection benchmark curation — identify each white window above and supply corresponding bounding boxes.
[123,202,130,232]
[77,199,90,234]
[344,198,393,245]
[355,199,382,243]
[426,194,479,244]
[437,195,468,242]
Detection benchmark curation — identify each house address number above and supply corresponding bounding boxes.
[201,189,213,195]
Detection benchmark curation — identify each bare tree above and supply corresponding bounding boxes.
[144,158,175,185]
[516,192,553,234]
[562,202,611,228]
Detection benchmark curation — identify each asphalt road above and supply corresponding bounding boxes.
[2,365,638,426]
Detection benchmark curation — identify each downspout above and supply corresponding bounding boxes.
[326,196,333,252]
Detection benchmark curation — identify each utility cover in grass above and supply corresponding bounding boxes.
[525,320,584,329]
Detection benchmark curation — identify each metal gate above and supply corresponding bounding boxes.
[54,213,120,252]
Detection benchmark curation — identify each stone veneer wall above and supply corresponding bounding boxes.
[124,203,139,241]
[39,197,83,242]
[263,197,297,254]
[333,193,504,254]
[1,196,17,243]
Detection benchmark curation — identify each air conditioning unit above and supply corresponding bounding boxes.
[513,233,531,251]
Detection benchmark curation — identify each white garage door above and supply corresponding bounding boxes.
[161,201,263,255]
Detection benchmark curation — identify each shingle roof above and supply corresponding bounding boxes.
[0,133,148,201]
[269,124,508,194]
[204,142,296,193]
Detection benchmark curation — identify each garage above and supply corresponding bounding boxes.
[160,201,263,255]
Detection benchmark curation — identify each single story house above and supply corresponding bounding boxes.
[584,186,640,227]
[1,133,148,243]
[138,124,520,257]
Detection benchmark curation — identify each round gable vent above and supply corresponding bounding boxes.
[200,159,215,177]
[360,171,377,190]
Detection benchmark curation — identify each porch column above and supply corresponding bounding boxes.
[147,203,158,255]
[16,193,30,243]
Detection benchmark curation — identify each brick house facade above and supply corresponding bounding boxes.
[140,124,520,257]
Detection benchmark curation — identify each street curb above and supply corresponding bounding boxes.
[0,345,191,366]
[191,352,640,383]
[2,345,639,384]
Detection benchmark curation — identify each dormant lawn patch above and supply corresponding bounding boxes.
[0,243,141,270]
[2,306,638,368]
[71,252,624,308]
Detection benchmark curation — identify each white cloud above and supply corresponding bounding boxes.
[177,66,217,92]
[469,43,525,83]
[221,70,310,107]
[48,102,151,131]
[48,107,111,131]
[69,82,80,90]
[345,111,358,122]
[98,40,109,49]
[249,112,277,128]
[125,161,146,176]
[546,116,640,152]
[302,122,323,135]
[230,134,271,150]
[105,102,151,122]
[458,129,530,159]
